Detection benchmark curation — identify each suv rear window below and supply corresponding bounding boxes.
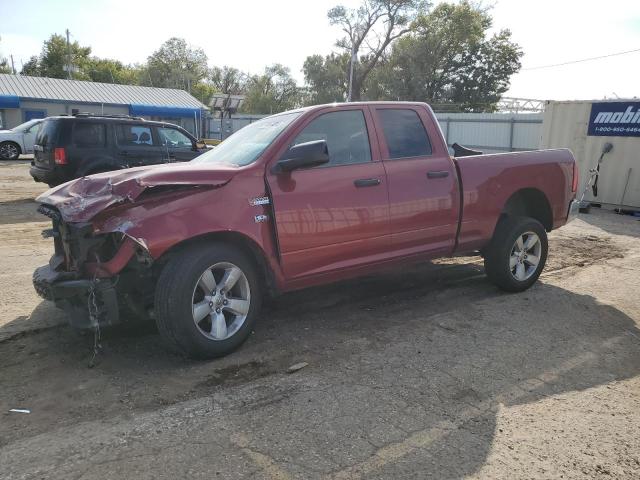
[35,119,60,146]
[73,123,106,147]
[377,109,432,159]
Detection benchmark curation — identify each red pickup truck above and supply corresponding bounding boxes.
[33,102,579,358]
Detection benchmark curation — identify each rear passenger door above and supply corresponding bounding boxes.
[115,123,166,167]
[156,126,199,162]
[372,106,460,257]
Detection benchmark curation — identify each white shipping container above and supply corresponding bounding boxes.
[541,100,640,209]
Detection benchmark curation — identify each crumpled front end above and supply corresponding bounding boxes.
[32,203,153,328]
[32,163,238,328]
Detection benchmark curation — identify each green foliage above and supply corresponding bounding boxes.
[241,64,300,114]
[190,81,217,106]
[303,53,349,104]
[21,56,40,76]
[374,1,522,111]
[12,2,522,114]
[20,33,92,79]
[0,37,13,74]
[146,37,208,90]
[82,57,146,85]
[209,66,246,95]
[325,0,427,100]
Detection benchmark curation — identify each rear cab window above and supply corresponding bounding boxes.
[116,124,156,146]
[291,110,371,167]
[72,123,106,148]
[377,109,432,159]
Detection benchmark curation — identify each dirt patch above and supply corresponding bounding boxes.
[546,235,626,271]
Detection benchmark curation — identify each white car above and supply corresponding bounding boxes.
[0,119,44,160]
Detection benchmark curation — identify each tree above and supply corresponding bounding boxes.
[327,0,427,101]
[22,33,92,79]
[0,37,13,74]
[146,37,208,91]
[375,2,522,111]
[241,64,300,114]
[83,57,145,84]
[21,56,40,76]
[302,53,350,104]
[209,66,246,95]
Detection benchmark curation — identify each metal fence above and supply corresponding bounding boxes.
[205,115,265,140]
[435,113,543,154]
[205,112,544,153]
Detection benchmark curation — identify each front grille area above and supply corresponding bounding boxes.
[37,204,61,222]
[38,203,127,274]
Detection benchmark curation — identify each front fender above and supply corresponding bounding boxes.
[90,169,284,286]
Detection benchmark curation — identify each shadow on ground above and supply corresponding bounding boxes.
[0,198,41,225]
[1,254,639,479]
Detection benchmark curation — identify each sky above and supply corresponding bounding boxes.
[0,0,639,101]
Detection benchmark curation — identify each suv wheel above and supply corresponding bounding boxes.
[0,141,21,160]
[484,216,548,292]
[154,243,262,359]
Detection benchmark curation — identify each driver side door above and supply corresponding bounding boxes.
[266,107,390,283]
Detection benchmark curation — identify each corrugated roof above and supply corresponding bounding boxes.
[0,74,207,109]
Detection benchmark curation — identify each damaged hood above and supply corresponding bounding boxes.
[36,163,238,222]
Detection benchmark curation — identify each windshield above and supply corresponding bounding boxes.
[12,119,41,133]
[192,111,301,167]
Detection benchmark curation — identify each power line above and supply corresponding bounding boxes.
[522,47,640,71]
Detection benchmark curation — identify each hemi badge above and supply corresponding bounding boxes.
[249,196,270,206]
[254,214,269,223]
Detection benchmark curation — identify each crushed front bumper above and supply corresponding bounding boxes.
[33,264,120,329]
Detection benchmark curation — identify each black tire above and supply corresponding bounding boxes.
[484,216,548,292]
[0,141,21,160]
[154,243,262,359]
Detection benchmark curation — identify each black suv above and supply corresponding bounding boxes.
[30,114,207,186]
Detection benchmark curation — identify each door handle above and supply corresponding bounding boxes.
[354,178,381,187]
[118,151,129,157]
[427,170,449,179]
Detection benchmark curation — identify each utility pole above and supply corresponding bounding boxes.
[65,28,72,79]
[347,46,355,102]
[10,55,15,74]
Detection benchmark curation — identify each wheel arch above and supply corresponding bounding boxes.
[499,188,553,232]
[154,231,279,297]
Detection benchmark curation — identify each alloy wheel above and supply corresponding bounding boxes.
[509,231,541,281]
[191,262,251,341]
[0,143,19,159]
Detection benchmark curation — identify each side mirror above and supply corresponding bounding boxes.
[272,140,330,174]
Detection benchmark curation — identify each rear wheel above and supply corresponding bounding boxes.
[0,141,21,160]
[154,243,262,359]
[484,216,548,292]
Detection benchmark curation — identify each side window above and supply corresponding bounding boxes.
[158,127,193,149]
[116,124,155,147]
[291,110,371,166]
[72,123,106,148]
[377,109,432,159]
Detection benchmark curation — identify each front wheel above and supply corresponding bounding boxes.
[154,243,262,359]
[484,216,548,292]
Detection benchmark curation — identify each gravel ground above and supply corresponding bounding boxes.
[0,161,639,479]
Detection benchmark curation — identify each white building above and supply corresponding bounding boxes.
[0,74,207,136]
